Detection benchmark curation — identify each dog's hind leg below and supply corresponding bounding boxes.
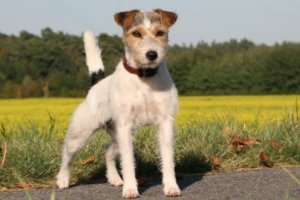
[56,102,100,189]
[105,126,123,186]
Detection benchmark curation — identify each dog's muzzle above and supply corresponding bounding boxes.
[123,52,159,78]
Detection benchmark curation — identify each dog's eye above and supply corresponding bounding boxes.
[132,31,142,38]
[156,31,165,37]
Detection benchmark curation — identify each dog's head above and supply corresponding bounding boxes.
[114,9,177,68]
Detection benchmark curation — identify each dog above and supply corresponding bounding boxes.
[56,9,180,198]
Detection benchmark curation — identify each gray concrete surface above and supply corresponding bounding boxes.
[1,167,300,200]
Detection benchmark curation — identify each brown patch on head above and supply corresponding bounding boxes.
[114,10,140,31]
[154,9,177,29]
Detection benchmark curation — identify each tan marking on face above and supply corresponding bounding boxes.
[128,26,147,38]
[123,23,168,66]
[123,26,146,65]
[151,24,168,48]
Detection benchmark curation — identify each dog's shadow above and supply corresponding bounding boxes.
[136,152,211,194]
[73,152,212,194]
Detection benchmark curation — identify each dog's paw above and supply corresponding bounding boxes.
[122,187,140,199]
[56,177,69,189]
[56,171,70,189]
[164,185,181,197]
[108,175,123,187]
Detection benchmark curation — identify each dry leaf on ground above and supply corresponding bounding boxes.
[230,135,248,152]
[243,138,261,145]
[230,135,245,145]
[211,157,221,167]
[15,182,33,189]
[80,155,95,165]
[230,135,261,153]
[260,152,274,168]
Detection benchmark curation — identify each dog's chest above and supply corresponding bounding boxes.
[111,65,177,126]
[129,91,164,125]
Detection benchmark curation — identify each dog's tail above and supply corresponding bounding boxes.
[83,31,105,86]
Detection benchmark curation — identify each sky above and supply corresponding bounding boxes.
[0,0,300,45]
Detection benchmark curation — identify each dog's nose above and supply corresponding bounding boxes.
[146,51,158,61]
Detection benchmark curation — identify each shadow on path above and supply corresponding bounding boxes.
[70,150,212,194]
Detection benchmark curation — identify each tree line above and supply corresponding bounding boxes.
[0,28,299,98]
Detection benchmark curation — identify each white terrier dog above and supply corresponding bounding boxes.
[56,9,180,198]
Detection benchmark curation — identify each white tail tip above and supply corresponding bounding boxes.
[83,31,104,74]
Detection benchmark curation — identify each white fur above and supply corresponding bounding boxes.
[143,15,151,28]
[83,31,104,74]
[56,30,180,198]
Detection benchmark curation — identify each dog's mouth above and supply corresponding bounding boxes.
[139,60,160,69]
[129,49,165,69]
[148,59,160,65]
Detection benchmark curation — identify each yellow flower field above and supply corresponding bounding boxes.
[178,95,299,124]
[0,95,299,132]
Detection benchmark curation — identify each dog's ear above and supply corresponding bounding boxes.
[114,10,140,31]
[154,9,177,28]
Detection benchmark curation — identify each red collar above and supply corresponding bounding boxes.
[122,52,158,78]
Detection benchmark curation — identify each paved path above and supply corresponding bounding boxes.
[1,167,300,200]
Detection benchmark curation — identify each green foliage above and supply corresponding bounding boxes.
[0,29,300,97]
[1,111,299,187]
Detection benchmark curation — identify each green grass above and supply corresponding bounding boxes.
[0,109,299,189]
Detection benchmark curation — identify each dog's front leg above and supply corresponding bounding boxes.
[158,120,181,197]
[116,122,139,198]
